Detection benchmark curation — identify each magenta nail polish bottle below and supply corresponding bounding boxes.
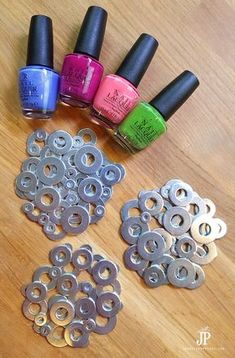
[91,33,158,128]
[60,6,107,108]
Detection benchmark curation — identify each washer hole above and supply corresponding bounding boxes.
[29,303,40,315]
[100,267,111,280]
[62,279,72,290]
[199,223,211,236]
[71,328,82,341]
[83,133,92,143]
[55,307,68,320]
[40,273,51,284]
[85,183,96,196]
[102,299,114,311]
[41,193,53,205]
[131,252,141,264]
[32,288,41,297]
[171,214,183,227]
[181,243,192,253]
[146,198,157,210]
[176,266,188,279]
[129,224,141,237]
[69,213,82,227]
[82,153,95,166]
[76,254,88,265]
[176,189,186,198]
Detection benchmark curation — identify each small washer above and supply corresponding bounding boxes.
[49,244,72,267]
[77,128,97,145]
[46,322,67,347]
[35,313,47,326]
[100,164,122,186]
[175,235,197,259]
[72,248,93,270]
[187,264,205,289]
[191,242,217,265]
[167,258,196,287]
[139,191,164,216]
[33,265,56,290]
[47,130,73,155]
[96,280,121,296]
[48,266,63,280]
[120,216,149,245]
[40,324,52,337]
[61,205,90,234]
[22,299,48,321]
[96,292,121,317]
[137,231,166,261]
[25,281,47,303]
[78,177,103,203]
[16,171,37,192]
[143,265,167,288]
[62,149,78,168]
[35,187,61,212]
[50,299,75,326]
[120,199,140,221]
[75,297,96,319]
[163,207,192,236]
[140,212,152,223]
[92,260,118,285]
[74,144,103,174]
[124,244,149,271]
[22,157,40,172]
[57,273,78,296]
[191,214,217,244]
[169,182,193,206]
[64,320,89,348]
[36,157,66,185]
[94,315,117,335]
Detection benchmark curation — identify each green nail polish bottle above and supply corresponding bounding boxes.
[115,70,199,152]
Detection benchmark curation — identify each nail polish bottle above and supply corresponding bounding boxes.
[60,6,107,108]
[91,33,158,128]
[19,15,60,119]
[115,71,199,152]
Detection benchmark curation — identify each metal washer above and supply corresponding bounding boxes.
[96,292,121,318]
[137,231,166,261]
[92,259,118,285]
[35,187,61,212]
[120,216,149,245]
[49,244,72,267]
[36,157,66,185]
[74,144,103,174]
[47,130,73,155]
[61,205,90,234]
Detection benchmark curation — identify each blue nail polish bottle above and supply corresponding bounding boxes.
[19,15,60,119]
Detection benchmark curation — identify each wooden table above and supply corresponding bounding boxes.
[0,0,234,357]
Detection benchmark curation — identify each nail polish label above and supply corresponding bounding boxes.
[60,54,103,103]
[118,102,166,150]
[93,75,140,124]
[19,67,59,111]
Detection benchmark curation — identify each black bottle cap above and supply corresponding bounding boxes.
[115,33,158,87]
[74,6,107,60]
[149,70,200,121]
[26,15,54,68]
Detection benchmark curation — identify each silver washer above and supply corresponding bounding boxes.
[57,273,78,296]
[25,281,47,303]
[120,216,149,245]
[49,244,72,267]
[96,292,121,317]
[78,177,103,203]
[35,187,61,212]
[47,130,73,155]
[75,297,96,319]
[77,128,97,145]
[22,299,47,321]
[169,182,193,206]
[74,144,103,174]
[16,171,37,192]
[64,320,89,348]
[137,231,166,261]
[100,164,122,186]
[167,258,196,287]
[33,265,56,290]
[61,205,90,234]
[143,265,167,288]
[72,248,93,270]
[175,235,197,259]
[163,207,192,236]
[92,259,118,285]
[94,315,117,335]
[120,199,140,221]
[50,299,75,326]
[36,157,66,185]
[187,264,205,289]
[139,191,164,216]
[124,244,149,271]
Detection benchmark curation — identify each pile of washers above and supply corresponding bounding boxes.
[22,244,122,348]
[121,179,227,289]
[15,128,125,240]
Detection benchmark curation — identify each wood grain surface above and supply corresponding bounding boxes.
[0,0,235,357]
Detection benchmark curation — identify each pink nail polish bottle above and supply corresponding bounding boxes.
[91,34,158,128]
[60,6,107,108]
